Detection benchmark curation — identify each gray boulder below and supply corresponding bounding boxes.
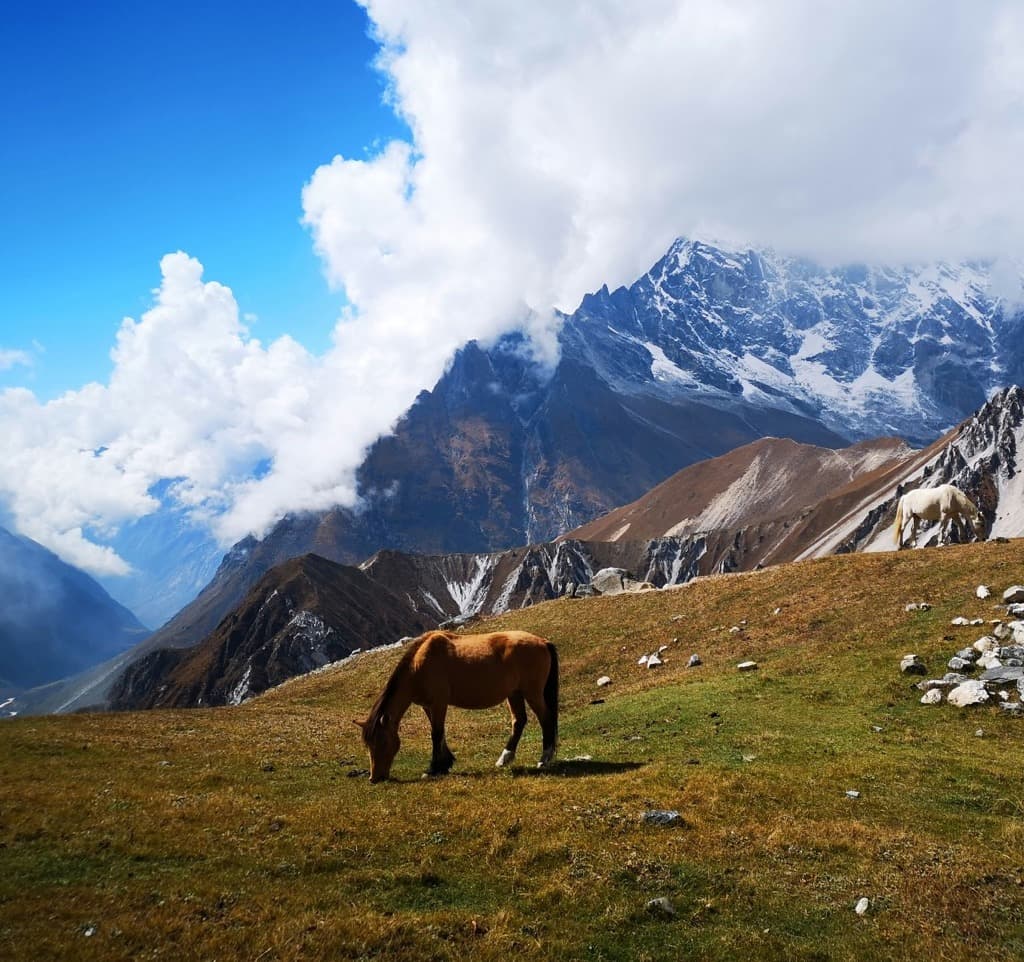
[1003,586,1024,604]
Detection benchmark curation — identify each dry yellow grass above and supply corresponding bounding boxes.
[3,541,1024,960]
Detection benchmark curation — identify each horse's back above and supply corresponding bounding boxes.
[411,630,552,709]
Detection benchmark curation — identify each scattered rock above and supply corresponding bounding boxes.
[854,897,870,916]
[900,654,927,675]
[920,689,943,705]
[977,585,991,599]
[977,652,1002,670]
[687,654,702,668]
[638,655,649,666]
[971,618,985,627]
[951,617,971,627]
[1009,604,1024,618]
[973,636,996,653]
[773,607,782,615]
[955,647,980,662]
[845,790,861,799]
[646,897,675,916]
[590,568,630,595]
[947,681,990,707]
[670,614,684,622]
[729,626,742,634]
[646,653,663,668]
[737,661,758,672]
[1000,701,1024,715]
[905,602,931,612]
[994,623,1013,641]
[640,810,684,826]
[1003,586,1024,605]
[596,676,612,688]
[975,729,985,737]
[980,665,1024,685]
[947,657,975,672]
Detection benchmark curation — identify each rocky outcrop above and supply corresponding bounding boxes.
[108,555,434,710]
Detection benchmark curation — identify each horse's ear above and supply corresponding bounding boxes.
[351,718,366,730]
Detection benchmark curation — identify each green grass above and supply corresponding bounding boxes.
[3,542,1024,960]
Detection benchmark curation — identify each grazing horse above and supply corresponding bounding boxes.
[354,630,559,783]
[894,484,985,549]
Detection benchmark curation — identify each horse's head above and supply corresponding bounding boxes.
[354,714,400,783]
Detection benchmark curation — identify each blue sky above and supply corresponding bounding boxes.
[0,0,404,400]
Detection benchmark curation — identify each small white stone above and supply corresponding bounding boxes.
[854,897,870,916]
[951,617,970,627]
[646,896,675,916]
[647,653,663,668]
[975,728,985,737]
[977,585,991,599]
[736,661,758,672]
[596,675,612,687]
[920,689,942,705]
[657,644,669,654]
[729,626,742,634]
[971,618,985,626]
[1003,585,1024,605]
[773,607,782,615]
[846,790,861,799]
[638,655,649,666]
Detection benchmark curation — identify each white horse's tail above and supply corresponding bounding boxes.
[894,496,905,547]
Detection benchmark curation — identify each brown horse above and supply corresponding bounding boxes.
[354,630,559,782]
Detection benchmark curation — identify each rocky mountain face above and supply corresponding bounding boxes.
[0,527,149,695]
[108,554,436,711]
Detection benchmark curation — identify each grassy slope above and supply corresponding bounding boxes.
[3,542,1024,961]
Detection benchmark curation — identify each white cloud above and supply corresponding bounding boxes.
[0,348,31,371]
[3,0,1024,576]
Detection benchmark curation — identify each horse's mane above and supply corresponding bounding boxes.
[362,635,431,742]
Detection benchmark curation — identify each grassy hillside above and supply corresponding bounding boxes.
[3,542,1024,961]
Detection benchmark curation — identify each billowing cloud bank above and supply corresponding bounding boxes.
[3,0,1024,574]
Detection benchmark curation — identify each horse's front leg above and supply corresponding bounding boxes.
[496,693,528,767]
[422,704,456,776]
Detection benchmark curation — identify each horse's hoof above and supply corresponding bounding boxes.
[496,749,515,767]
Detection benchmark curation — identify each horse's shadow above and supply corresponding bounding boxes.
[393,758,645,783]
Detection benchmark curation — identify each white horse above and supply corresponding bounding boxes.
[894,484,985,549]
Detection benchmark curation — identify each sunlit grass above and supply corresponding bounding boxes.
[3,541,1024,959]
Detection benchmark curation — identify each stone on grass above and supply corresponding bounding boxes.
[687,653,702,668]
[905,602,931,612]
[947,657,975,672]
[947,681,990,707]
[951,617,970,627]
[900,654,927,675]
[971,618,985,627]
[994,623,1013,641]
[973,636,996,653]
[638,655,649,666]
[977,652,1002,671]
[646,897,675,916]
[590,568,630,595]
[646,653,663,668]
[977,585,991,600]
[855,897,870,916]
[1003,586,1024,605]
[980,665,1024,686]
[845,790,861,799]
[1009,604,1024,618]
[920,689,943,705]
[640,810,683,826]
[596,676,612,688]
[737,661,758,672]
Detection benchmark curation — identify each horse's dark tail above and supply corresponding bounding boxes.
[544,642,559,745]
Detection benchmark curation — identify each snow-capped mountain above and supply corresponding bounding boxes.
[568,238,1014,446]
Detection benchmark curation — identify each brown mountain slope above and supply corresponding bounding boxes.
[566,435,914,543]
[108,554,435,710]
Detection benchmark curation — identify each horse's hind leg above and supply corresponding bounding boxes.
[496,693,528,767]
[423,704,456,776]
[524,692,557,768]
